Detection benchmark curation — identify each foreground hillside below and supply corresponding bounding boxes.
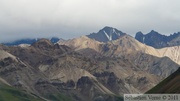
[147,67,180,94]
[0,76,45,101]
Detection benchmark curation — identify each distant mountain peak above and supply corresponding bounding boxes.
[35,38,53,44]
[100,26,121,34]
[87,26,126,42]
[148,30,160,35]
[136,31,144,36]
[150,30,156,33]
[31,39,54,49]
[102,26,113,30]
[100,26,116,32]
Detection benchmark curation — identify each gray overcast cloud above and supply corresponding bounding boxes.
[0,0,180,42]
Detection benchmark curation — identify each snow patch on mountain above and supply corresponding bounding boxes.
[104,31,112,41]
[143,36,145,44]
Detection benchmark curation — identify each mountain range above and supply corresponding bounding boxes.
[0,26,179,101]
[135,30,180,48]
[59,27,180,65]
[3,26,180,49]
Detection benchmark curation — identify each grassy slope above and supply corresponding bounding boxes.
[0,83,45,101]
[46,93,73,101]
[147,67,180,94]
[0,82,75,101]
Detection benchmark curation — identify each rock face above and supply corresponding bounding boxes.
[135,30,180,48]
[87,26,126,42]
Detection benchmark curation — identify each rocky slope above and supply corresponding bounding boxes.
[59,35,180,65]
[103,35,180,65]
[58,35,179,92]
[0,49,49,100]
[147,67,180,94]
[0,40,124,101]
[135,30,180,48]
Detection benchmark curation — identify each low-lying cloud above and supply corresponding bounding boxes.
[0,0,180,42]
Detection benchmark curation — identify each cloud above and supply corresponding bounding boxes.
[0,0,180,42]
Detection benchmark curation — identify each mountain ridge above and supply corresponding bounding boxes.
[2,26,180,48]
[135,31,180,48]
[59,34,180,65]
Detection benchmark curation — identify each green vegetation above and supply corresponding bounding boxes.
[0,82,74,101]
[114,96,124,101]
[96,94,124,101]
[47,93,73,101]
[0,82,44,101]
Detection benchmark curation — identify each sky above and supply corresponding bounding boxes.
[0,0,180,43]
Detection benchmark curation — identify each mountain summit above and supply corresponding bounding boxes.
[87,26,126,42]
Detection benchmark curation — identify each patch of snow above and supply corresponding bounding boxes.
[143,36,145,43]
[112,28,115,33]
[18,44,30,48]
[104,31,112,41]
[113,28,118,35]
[113,28,121,36]
[110,33,112,41]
